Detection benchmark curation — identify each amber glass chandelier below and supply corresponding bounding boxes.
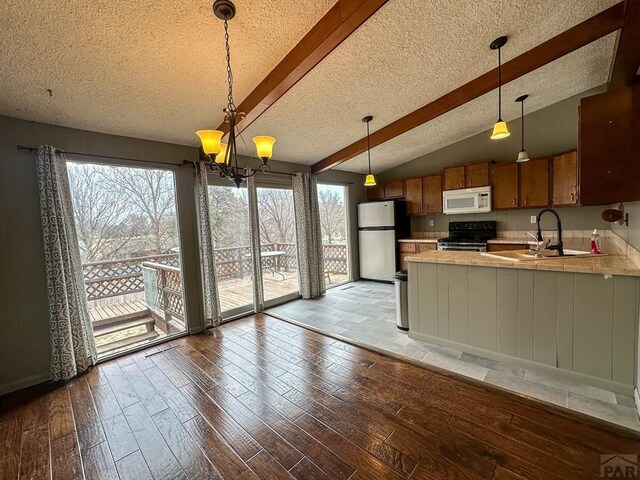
[196,0,276,187]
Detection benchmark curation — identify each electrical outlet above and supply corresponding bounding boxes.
[530,215,536,224]
[429,220,434,227]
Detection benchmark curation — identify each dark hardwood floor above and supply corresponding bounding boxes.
[1,313,639,479]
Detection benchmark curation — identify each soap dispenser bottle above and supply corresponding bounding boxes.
[591,229,601,254]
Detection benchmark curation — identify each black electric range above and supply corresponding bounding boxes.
[437,221,497,252]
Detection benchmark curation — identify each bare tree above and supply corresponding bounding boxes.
[67,163,133,261]
[102,167,177,254]
[318,188,345,244]
[208,186,249,248]
[256,188,296,245]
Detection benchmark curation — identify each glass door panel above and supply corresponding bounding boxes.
[207,184,254,317]
[318,184,350,287]
[66,161,186,358]
[256,187,300,304]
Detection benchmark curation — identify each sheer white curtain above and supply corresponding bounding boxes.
[195,162,223,328]
[36,145,97,380]
[247,177,265,312]
[292,173,325,299]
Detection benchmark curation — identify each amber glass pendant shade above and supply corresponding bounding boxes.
[196,130,223,155]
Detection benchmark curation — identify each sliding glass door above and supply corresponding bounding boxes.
[256,186,300,305]
[318,183,350,287]
[207,184,254,317]
[66,161,186,358]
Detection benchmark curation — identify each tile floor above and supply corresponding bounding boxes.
[268,281,640,432]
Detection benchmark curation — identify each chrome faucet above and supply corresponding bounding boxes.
[523,231,542,258]
[536,208,564,256]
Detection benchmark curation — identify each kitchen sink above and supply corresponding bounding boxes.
[481,249,602,262]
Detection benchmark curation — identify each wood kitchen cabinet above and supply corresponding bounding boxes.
[465,162,490,188]
[491,163,519,209]
[443,162,490,190]
[404,178,423,214]
[579,85,640,205]
[366,182,385,201]
[519,158,549,208]
[384,180,405,198]
[399,242,435,270]
[399,242,416,271]
[422,174,443,214]
[487,243,528,252]
[552,150,578,206]
[417,243,436,253]
[443,166,465,190]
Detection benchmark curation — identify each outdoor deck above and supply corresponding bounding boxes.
[83,244,349,356]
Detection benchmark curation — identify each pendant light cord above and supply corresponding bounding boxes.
[520,99,525,150]
[497,47,502,121]
[366,120,372,174]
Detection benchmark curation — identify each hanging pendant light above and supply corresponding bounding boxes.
[515,94,530,163]
[195,0,276,187]
[490,36,510,140]
[362,116,376,186]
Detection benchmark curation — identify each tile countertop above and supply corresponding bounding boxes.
[404,237,640,277]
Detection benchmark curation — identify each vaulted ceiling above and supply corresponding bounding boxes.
[0,0,623,174]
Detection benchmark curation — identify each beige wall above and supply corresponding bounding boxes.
[0,115,365,394]
[377,87,619,235]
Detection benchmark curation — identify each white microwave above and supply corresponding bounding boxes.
[442,186,492,214]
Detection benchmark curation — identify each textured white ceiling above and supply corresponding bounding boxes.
[0,0,334,145]
[337,34,616,174]
[0,0,618,172]
[237,0,617,167]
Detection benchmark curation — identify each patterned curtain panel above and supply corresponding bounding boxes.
[247,177,264,312]
[36,145,97,381]
[292,173,326,299]
[195,162,222,328]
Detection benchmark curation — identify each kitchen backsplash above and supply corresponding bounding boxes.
[611,201,640,251]
[411,205,611,236]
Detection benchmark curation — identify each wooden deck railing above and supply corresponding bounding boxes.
[142,261,184,332]
[82,243,347,301]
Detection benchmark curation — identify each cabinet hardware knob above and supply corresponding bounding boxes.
[524,197,528,205]
[512,198,516,206]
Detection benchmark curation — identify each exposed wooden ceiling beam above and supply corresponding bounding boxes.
[609,0,640,89]
[311,3,625,174]
[216,0,389,135]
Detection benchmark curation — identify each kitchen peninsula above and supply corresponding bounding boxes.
[406,234,640,395]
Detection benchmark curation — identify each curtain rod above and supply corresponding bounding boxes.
[17,145,296,176]
[17,145,183,167]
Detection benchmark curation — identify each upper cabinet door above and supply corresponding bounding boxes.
[465,162,490,188]
[443,166,465,190]
[366,183,385,201]
[422,174,443,213]
[579,85,640,205]
[491,163,518,209]
[519,158,550,208]
[384,180,405,198]
[552,150,578,206]
[405,178,423,215]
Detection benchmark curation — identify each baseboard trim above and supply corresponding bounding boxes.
[408,330,633,395]
[0,372,50,396]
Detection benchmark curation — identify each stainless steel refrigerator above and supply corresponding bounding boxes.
[358,200,409,282]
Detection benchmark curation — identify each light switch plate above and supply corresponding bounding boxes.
[429,220,434,227]
[530,215,536,224]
